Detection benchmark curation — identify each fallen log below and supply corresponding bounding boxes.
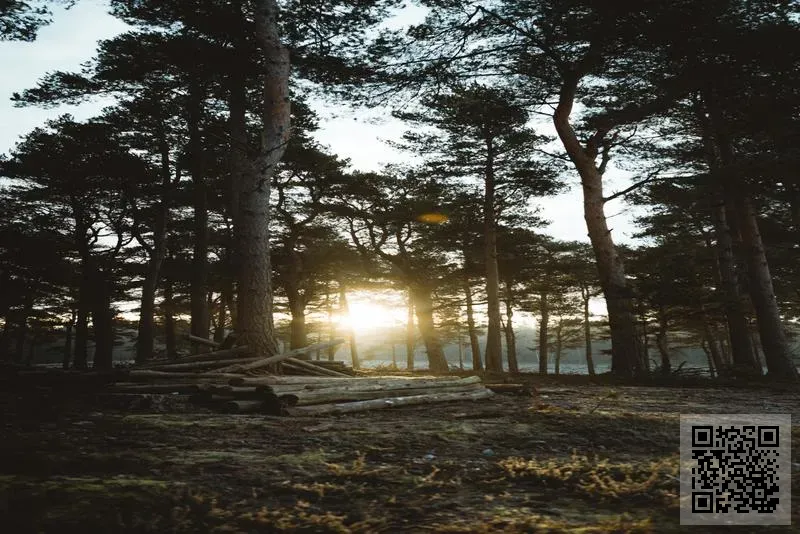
[186,335,222,348]
[290,388,493,416]
[281,360,331,376]
[260,375,482,396]
[140,347,250,367]
[217,339,346,373]
[284,357,350,377]
[126,370,244,381]
[484,383,536,396]
[139,356,260,372]
[290,382,484,406]
[107,383,204,394]
[229,374,462,387]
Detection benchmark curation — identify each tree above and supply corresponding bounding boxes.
[395,84,560,372]
[0,0,70,41]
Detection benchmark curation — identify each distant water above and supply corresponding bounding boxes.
[360,359,717,375]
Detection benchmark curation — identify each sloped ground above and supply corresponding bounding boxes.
[1,381,799,533]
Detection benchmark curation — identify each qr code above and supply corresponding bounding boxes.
[680,414,791,526]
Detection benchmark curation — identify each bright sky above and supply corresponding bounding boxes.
[0,1,632,326]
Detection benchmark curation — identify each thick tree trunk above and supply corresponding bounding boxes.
[483,139,503,372]
[410,284,449,373]
[553,75,642,378]
[288,298,308,353]
[339,285,359,369]
[503,280,519,373]
[734,194,798,380]
[229,0,289,359]
[213,296,227,344]
[538,291,549,375]
[406,288,415,370]
[581,287,595,375]
[464,280,482,371]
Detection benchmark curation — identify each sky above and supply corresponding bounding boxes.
[0,0,648,247]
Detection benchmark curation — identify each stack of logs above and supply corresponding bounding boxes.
[101,336,494,415]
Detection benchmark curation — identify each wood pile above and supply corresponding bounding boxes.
[88,336,494,415]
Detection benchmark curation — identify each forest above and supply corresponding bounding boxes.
[1,0,799,532]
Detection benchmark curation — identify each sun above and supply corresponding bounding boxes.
[336,293,407,331]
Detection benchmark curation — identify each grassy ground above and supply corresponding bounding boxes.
[1,377,799,533]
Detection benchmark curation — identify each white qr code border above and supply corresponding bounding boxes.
[680,414,791,526]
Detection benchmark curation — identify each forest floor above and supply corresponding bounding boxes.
[2,374,799,533]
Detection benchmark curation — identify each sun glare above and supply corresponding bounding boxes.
[336,294,407,331]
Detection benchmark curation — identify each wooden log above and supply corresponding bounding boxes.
[281,360,331,376]
[126,370,244,381]
[291,382,483,406]
[262,376,482,396]
[232,375,480,389]
[217,339,346,373]
[228,376,456,386]
[140,347,250,368]
[290,388,494,416]
[484,383,536,396]
[186,335,222,348]
[139,356,260,372]
[284,357,350,377]
[108,383,204,394]
[218,400,267,413]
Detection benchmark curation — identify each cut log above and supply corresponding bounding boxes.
[139,356,260,372]
[126,370,244,381]
[217,339,346,373]
[484,383,536,396]
[284,357,350,377]
[186,335,222,348]
[108,383,204,394]
[281,360,331,376]
[290,382,483,406]
[229,374,465,387]
[290,388,493,416]
[261,376,482,396]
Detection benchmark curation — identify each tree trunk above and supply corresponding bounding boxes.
[188,76,210,348]
[553,74,642,378]
[656,306,670,375]
[503,280,519,373]
[25,329,36,366]
[213,296,227,344]
[734,193,799,381]
[483,138,503,372]
[554,317,563,376]
[74,288,90,371]
[339,285,359,369]
[91,268,115,371]
[229,0,289,360]
[406,288,415,370]
[410,284,449,373]
[285,252,308,353]
[325,281,336,361]
[162,275,177,359]
[62,310,75,370]
[538,291,549,375]
[464,279,482,371]
[14,292,32,364]
[581,286,595,375]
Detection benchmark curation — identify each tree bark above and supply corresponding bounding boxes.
[162,275,177,359]
[14,291,32,364]
[503,279,519,373]
[229,0,289,359]
[734,194,798,380]
[553,73,642,378]
[410,283,449,373]
[656,306,671,375]
[483,138,503,372]
[581,286,595,375]
[538,291,549,375]
[463,279,482,371]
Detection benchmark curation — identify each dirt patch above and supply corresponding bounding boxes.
[2,381,799,532]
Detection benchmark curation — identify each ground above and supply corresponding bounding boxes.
[2,377,799,533]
